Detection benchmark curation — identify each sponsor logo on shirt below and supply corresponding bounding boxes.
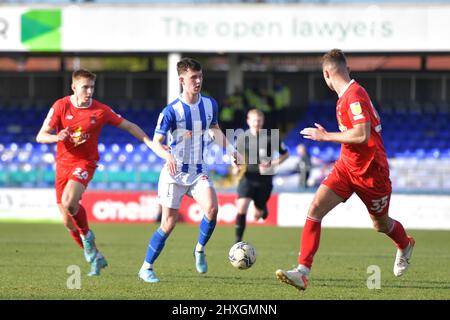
[65,114,74,120]
[70,126,90,146]
[182,130,192,139]
[350,102,362,115]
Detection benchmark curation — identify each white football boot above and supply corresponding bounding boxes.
[275,266,309,291]
[393,236,416,277]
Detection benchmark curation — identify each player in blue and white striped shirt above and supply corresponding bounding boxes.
[138,58,239,283]
[154,83,219,179]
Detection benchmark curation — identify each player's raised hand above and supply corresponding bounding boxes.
[57,127,71,141]
[300,123,328,141]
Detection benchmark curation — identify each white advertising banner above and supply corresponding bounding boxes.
[277,193,450,230]
[0,188,60,221]
[0,7,24,51]
[0,189,278,225]
[1,189,449,229]
[1,4,450,53]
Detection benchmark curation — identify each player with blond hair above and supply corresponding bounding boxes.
[36,69,155,276]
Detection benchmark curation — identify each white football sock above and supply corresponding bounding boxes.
[297,264,310,276]
[195,243,205,252]
[142,262,153,270]
[80,231,91,240]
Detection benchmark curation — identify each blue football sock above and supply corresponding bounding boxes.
[198,215,217,247]
[144,228,168,264]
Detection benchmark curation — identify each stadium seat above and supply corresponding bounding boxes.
[42,170,56,185]
[138,170,160,185]
[0,170,8,185]
[92,170,108,184]
[0,98,449,191]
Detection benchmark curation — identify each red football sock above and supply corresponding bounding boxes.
[68,229,84,249]
[386,219,410,250]
[72,205,90,236]
[298,216,322,269]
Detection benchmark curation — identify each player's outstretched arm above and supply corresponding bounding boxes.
[117,119,154,150]
[300,122,370,144]
[36,123,69,144]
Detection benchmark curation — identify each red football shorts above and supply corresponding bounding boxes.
[321,159,392,217]
[55,162,96,204]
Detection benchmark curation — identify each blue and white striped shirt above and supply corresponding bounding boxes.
[155,94,219,176]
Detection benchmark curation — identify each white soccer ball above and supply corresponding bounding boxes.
[228,241,256,270]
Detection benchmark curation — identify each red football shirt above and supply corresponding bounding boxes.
[46,96,123,164]
[336,80,389,175]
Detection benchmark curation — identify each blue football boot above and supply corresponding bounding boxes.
[87,255,108,277]
[82,231,97,263]
[194,251,208,274]
[138,269,160,283]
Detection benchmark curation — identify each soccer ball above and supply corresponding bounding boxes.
[228,241,256,270]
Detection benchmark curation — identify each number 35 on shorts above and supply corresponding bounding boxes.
[72,167,89,180]
[370,195,389,214]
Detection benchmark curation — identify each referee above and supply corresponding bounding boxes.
[233,109,289,243]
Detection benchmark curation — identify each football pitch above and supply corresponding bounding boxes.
[0,222,449,300]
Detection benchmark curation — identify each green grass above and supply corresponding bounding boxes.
[0,223,449,300]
